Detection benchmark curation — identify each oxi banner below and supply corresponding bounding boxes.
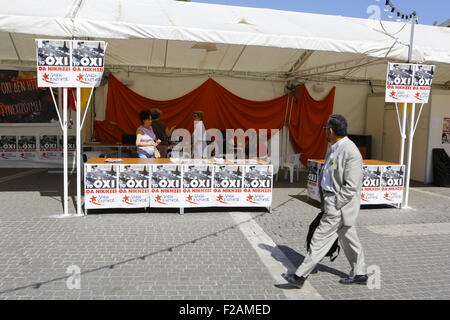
[36,39,106,88]
[84,160,273,210]
[307,160,405,206]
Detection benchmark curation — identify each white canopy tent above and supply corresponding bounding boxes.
[1,0,450,215]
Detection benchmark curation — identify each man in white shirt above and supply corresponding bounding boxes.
[282,114,367,288]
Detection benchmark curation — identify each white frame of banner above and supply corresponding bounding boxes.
[48,86,94,216]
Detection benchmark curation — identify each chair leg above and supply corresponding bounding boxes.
[290,168,294,183]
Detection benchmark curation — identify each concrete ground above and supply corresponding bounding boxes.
[0,168,449,300]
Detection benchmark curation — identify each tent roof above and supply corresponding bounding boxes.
[1,0,450,84]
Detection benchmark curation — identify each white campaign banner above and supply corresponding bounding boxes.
[213,165,245,207]
[385,63,435,103]
[150,164,183,208]
[242,165,273,207]
[118,164,150,208]
[84,164,120,209]
[182,164,214,207]
[36,39,106,88]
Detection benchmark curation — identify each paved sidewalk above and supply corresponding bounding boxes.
[0,169,449,300]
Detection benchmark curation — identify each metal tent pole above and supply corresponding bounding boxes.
[76,88,82,216]
[399,103,407,165]
[403,103,416,208]
[63,88,69,216]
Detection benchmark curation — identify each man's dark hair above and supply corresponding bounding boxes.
[326,114,347,137]
[139,110,152,123]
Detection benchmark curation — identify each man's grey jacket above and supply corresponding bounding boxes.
[319,136,363,226]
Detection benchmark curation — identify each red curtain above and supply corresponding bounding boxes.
[289,85,335,164]
[94,74,335,163]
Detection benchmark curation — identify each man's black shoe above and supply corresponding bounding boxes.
[281,273,307,288]
[339,274,368,285]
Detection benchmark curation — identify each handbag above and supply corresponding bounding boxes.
[154,147,161,158]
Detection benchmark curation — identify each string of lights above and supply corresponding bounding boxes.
[384,0,418,23]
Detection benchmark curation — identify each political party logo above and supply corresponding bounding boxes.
[215,194,228,204]
[245,194,258,204]
[185,194,199,205]
[154,195,167,205]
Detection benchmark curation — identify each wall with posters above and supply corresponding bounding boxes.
[0,69,79,168]
[425,90,450,184]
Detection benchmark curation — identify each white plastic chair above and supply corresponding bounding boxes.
[278,153,303,183]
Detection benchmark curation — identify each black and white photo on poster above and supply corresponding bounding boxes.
[0,135,18,160]
[182,164,213,207]
[84,164,119,209]
[118,164,150,208]
[412,64,435,103]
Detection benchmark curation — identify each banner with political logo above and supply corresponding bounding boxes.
[118,164,150,208]
[38,135,60,161]
[360,166,382,204]
[213,165,244,207]
[36,39,106,88]
[182,164,214,207]
[242,165,273,207]
[385,63,435,103]
[0,135,19,160]
[84,164,120,209]
[306,160,323,202]
[150,164,183,208]
[380,165,405,205]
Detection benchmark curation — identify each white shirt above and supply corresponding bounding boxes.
[321,137,347,192]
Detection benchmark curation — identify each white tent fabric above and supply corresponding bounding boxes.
[1,0,450,83]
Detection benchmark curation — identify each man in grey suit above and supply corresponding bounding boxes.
[282,114,368,288]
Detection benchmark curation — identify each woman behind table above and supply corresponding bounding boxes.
[150,108,176,158]
[136,110,161,158]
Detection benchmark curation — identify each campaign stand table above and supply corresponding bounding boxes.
[84,158,273,215]
[307,159,405,207]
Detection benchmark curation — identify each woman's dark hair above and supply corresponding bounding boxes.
[326,114,347,137]
[193,111,204,121]
[139,110,152,123]
[150,108,162,119]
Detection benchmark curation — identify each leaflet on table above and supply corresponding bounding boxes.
[380,165,404,204]
[0,135,19,160]
[150,164,183,207]
[307,160,322,202]
[84,164,120,209]
[242,165,273,207]
[182,164,214,207]
[212,165,244,206]
[118,164,150,208]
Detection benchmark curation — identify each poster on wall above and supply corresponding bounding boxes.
[243,165,273,207]
[182,164,214,207]
[150,164,183,208]
[118,165,150,208]
[17,135,37,161]
[0,70,59,124]
[39,135,60,161]
[213,165,244,206]
[385,63,435,103]
[0,135,18,160]
[442,118,450,144]
[84,164,120,209]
